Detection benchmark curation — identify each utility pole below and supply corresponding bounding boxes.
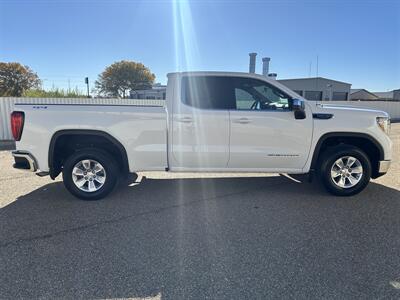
[85,77,90,98]
[316,55,320,102]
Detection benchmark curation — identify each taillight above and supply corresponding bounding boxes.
[11,111,25,141]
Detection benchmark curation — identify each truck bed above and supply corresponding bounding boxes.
[14,102,168,172]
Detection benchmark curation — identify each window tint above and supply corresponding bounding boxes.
[235,88,255,109]
[181,76,235,109]
[233,77,291,111]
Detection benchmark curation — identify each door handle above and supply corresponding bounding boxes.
[177,117,193,124]
[234,118,251,124]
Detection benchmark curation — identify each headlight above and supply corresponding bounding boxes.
[376,116,391,134]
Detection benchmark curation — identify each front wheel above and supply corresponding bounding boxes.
[319,145,372,196]
[62,149,119,200]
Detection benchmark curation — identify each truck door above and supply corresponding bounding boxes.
[228,77,313,171]
[171,76,232,170]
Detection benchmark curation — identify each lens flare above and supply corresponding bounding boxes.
[172,0,201,71]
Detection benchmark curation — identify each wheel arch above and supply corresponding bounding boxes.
[49,129,130,179]
[310,132,384,178]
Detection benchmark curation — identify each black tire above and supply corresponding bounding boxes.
[62,148,119,200]
[319,144,372,196]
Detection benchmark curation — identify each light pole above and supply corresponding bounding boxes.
[85,77,90,98]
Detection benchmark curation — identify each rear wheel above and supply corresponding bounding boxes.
[319,145,371,196]
[62,149,119,200]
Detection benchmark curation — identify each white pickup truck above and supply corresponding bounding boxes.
[11,72,392,200]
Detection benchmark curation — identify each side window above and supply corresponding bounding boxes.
[181,76,235,109]
[234,88,255,109]
[233,78,291,111]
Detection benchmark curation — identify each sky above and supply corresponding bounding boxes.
[0,0,399,93]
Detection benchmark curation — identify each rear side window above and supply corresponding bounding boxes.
[181,76,235,109]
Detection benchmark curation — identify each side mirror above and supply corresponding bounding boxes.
[292,99,306,120]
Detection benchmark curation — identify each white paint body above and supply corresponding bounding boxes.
[14,72,392,174]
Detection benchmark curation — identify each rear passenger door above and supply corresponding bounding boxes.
[171,76,233,170]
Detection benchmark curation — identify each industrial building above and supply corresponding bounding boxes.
[373,89,400,101]
[129,53,397,102]
[130,83,166,100]
[350,89,400,101]
[277,77,351,101]
[350,89,379,101]
[249,53,351,101]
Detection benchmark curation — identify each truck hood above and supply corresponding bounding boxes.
[311,102,389,118]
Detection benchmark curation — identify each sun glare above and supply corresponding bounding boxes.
[172,0,200,71]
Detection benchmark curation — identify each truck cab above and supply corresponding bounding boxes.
[166,72,313,173]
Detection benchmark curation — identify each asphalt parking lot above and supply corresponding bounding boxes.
[0,125,399,299]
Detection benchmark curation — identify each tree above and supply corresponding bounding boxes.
[95,60,155,98]
[0,62,41,97]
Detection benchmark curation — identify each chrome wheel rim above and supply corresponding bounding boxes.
[330,156,363,189]
[72,159,106,192]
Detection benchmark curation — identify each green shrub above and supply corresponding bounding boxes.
[23,87,87,98]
